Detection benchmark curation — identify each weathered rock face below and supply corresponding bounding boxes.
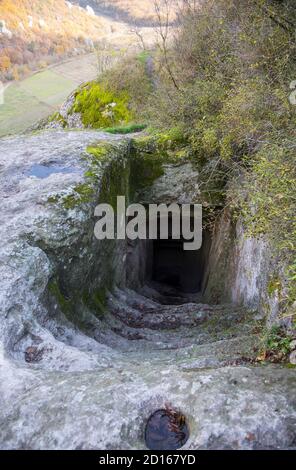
[137,161,200,205]
[132,149,291,325]
[203,210,295,326]
[0,130,295,450]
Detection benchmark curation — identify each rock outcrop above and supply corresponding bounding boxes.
[0,130,295,449]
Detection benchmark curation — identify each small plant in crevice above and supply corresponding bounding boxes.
[257,325,294,363]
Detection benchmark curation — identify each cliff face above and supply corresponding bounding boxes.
[202,199,295,327]
[0,129,295,449]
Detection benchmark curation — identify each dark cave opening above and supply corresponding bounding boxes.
[152,237,206,294]
[148,210,210,294]
[126,211,211,295]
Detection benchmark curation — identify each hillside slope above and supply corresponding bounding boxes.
[0,0,113,81]
[73,0,179,26]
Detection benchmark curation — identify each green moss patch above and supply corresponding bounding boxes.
[48,279,72,314]
[72,82,133,129]
[86,143,113,163]
[82,288,108,317]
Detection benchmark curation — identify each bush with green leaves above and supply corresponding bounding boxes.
[259,325,293,362]
[100,53,153,116]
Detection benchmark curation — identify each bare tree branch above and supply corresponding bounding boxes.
[153,0,180,90]
[130,25,147,51]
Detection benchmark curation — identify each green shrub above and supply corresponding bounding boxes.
[100,54,153,116]
[259,325,293,362]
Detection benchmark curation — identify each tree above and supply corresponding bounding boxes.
[130,25,147,51]
[153,0,179,90]
[0,56,11,72]
[96,40,119,75]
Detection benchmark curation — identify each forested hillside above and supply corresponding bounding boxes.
[74,0,178,26]
[0,0,110,81]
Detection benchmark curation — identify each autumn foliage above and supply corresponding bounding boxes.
[0,0,110,81]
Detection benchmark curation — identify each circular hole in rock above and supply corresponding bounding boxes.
[145,408,189,450]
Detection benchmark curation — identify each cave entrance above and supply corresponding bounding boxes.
[126,211,210,295]
[152,237,205,294]
[150,211,209,294]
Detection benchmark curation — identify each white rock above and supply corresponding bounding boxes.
[28,15,33,28]
[86,5,95,16]
[289,350,296,364]
[0,130,295,450]
[38,19,46,28]
[0,20,12,38]
[84,38,94,49]
[289,350,296,365]
[290,339,296,351]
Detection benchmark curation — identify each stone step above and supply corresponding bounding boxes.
[100,287,261,361]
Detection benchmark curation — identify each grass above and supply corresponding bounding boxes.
[0,84,42,120]
[0,55,98,137]
[19,70,74,104]
[0,83,51,137]
[104,123,147,134]
[137,51,150,64]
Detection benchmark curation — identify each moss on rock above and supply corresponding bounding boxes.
[47,112,67,128]
[72,82,133,129]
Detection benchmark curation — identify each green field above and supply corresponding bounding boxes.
[0,54,98,138]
